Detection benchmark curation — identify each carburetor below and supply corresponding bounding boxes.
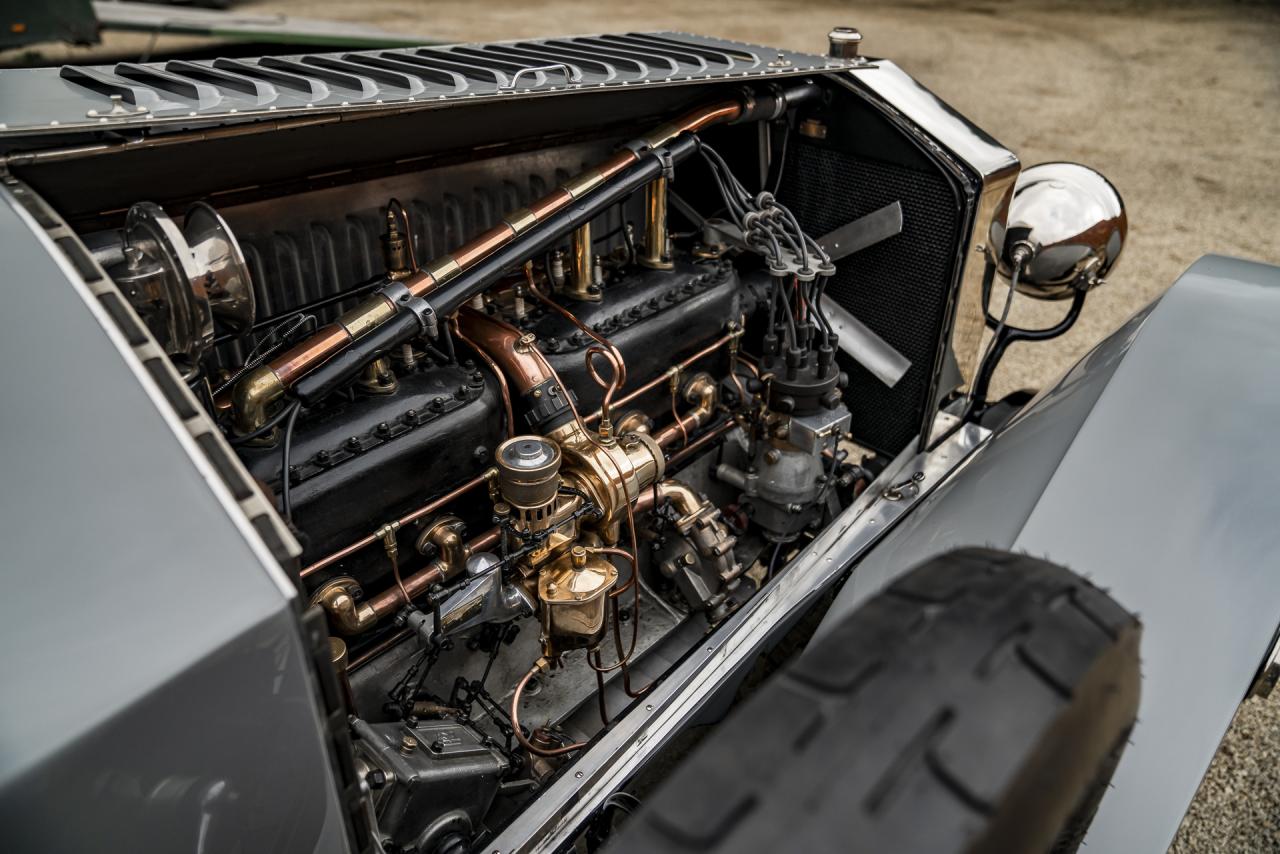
[493,428,662,658]
[716,404,851,543]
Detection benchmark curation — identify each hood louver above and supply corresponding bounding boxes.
[0,33,845,137]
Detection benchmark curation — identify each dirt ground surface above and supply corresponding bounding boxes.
[23,0,1280,849]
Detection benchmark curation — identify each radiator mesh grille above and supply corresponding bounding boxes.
[780,143,962,454]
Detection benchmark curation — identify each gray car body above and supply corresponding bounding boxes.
[816,253,1280,853]
[0,183,348,853]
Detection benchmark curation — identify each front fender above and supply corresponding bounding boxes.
[818,254,1280,852]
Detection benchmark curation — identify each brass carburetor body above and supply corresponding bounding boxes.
[494,427,663,658]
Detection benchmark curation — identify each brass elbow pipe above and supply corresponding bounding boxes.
[313,578,378,636]
[632,479,706,518]
[654,372,718,448]
[317,526,503,635]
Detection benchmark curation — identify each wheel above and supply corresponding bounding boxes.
[607,548,1141,854]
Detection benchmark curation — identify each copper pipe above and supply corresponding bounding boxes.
[653,374,717,449]
[271,324,353,385]
[583,328,740,425]
[349,627,412,672]
[301,471,494,579]
[454,317,515,436]
[528,188,573,219]
[228,98,746,431]
[669,386,688,448]
[456,308,557,392]
[453,223,517,268]
[587,546,638,598]
[528,277,628,429]
[365,526,501,618]
[513,664,587,757]
[664,418,737,469]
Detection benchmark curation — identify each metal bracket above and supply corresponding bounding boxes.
[881,471,924,501]
[657,147,675,181]
[502,63,583,91]
[378,280,438,338]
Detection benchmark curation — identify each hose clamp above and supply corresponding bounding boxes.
[379,280,438,338]
[657,147,675,181]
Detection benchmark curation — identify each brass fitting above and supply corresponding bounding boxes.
[381,208,412,279]
[337,295,397,339]
[566,222,601,302]
[548,419,665,542]
[413,516,470,578]
[653,372,718,448]
[357,356,398,395]
[230,363,285,436]
[313,577,378,636]
[502,207,538,235]
[539,546,618,651]
[639,176,674,270]
[561,169,606,200]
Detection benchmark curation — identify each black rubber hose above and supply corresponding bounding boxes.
[279,400,302,523]
[427,134,699,317]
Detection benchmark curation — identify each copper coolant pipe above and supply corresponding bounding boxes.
[364,526,502,618]
[455,307,558,392]
[453,316,515,435]
[300,470,495,578]
[227,98,746,433]
[653,373,718,448]
[583,327,741,425]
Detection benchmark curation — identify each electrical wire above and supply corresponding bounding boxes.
[279,400,302,523]
[227,399,296,446]
[767,540,784,580]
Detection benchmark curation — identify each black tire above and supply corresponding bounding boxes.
[608,548,1141,854]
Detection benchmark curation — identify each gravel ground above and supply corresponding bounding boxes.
[18,0,1280,849]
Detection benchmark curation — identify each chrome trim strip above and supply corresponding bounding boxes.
[489,419,991,852]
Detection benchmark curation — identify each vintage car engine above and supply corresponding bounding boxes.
[86,94,866,848]
[34,30,1001,849]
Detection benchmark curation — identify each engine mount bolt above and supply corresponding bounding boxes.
[365,769,388,790]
